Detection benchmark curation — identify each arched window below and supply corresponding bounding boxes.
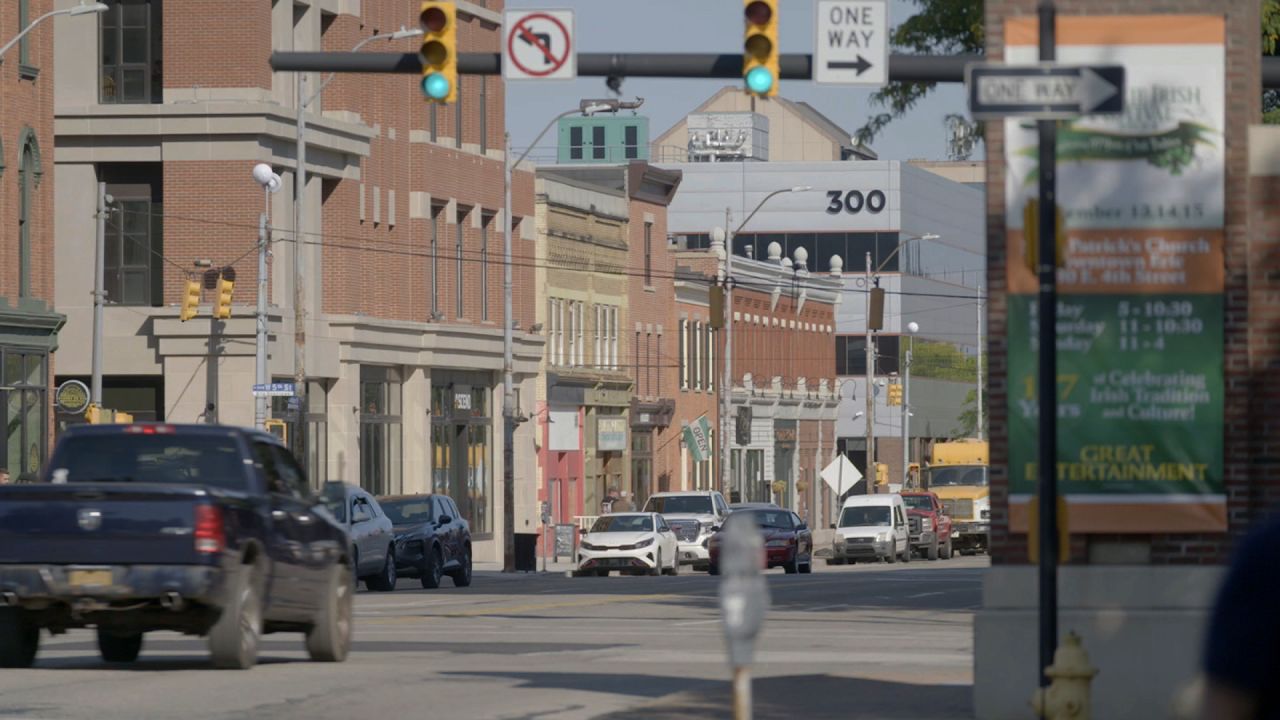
[17,128,42,299]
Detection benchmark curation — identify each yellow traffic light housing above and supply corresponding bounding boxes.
[420,2,457,103]
[887,383,903,406]
[743,0,779,97]
[180,279,201,322]
[215,277,234,320]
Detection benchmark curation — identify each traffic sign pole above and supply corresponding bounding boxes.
[1035,0,1060,694]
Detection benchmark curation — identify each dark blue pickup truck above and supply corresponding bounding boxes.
[0,423,353,669]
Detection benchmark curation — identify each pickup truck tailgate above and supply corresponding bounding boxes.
[0,484,216,565]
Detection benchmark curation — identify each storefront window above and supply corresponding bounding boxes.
[360,366,402,496]
[632,432,653,507]
[1,349,47,481]
[271,379,329,487]
[431,376,493,537]
[744,449,766,503]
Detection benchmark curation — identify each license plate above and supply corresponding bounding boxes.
[67,569,112,587]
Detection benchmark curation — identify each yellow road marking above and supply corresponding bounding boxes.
[361,593,678,623]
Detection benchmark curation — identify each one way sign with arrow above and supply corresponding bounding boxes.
[814,0,887,87]
[965,63,1126,119]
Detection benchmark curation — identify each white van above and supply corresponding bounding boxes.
[829,493,910,564]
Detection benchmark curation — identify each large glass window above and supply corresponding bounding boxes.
[103,164,163,306]
[632,431,652,508]
[431,379,492,536]
[100,0,162,104]
[592,125,606,160]
[359,366,402,496]
[17,139,36,299]
[624,125,639,159]
[2,349,47,482]
[569,126,583,160]
[270,379,328,488]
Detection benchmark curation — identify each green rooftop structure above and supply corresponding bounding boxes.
[557,114,649,164]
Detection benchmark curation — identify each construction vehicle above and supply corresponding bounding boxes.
[923,439,989,554]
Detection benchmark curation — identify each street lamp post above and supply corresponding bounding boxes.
[502,100,623,571]
[0,2,105,63]
[713,187,811,502]
[902,321,918,486]
[291,27,421,460]
[252,164,283,430]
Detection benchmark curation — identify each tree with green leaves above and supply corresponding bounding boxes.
[954,387,988,438]
[859,0,1280,148]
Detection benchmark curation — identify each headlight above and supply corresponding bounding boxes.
[633,537,654,548]
[921,518,933,532]
[580,541,599,551]
[765,539,790,547]
[876,532,889,543]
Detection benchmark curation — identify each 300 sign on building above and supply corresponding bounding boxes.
[825,189,886,215]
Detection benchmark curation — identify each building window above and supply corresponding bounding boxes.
[479,76,488,154]
[359,366,402,496]
[17,0,32,72]
[835,335,866,376]
[592,125,606,160]
[103,164,162,306]
[455,221,464,318]
[707,326,715,393]
[643,222,653,285]
[432,378,493,536]
[431,209,439,316]
[632,432,653,508]
[548,298,563,366]
[454,75,463,149]
[480,219,489,321]
[430,104,438,143]
[569,126,583,160]
[17,135,39,299]
[609,307,618,370]
[679,319,688,390]
[693,321,703,390]
[1,350,47,482]
[100,0,162,104]
[594,306,604,368]
[624,125,639,159]
[270,379,328,487]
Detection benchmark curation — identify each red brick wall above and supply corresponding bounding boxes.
[626,196,677,400]
[984,0,1262,565]
[0,0,55,309]
[163,161,266,305]
[163,0,272,91]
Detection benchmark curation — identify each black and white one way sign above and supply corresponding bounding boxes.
[814,0,887,87]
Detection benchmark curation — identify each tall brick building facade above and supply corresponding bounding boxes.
[0,0,63,482]
[50,0,539,562]
[976,1,1271,717]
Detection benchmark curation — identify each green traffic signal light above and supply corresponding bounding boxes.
[746,66,774,94]
[422,72,451,100]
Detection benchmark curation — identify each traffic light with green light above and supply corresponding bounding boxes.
[180,279,201,322]
[420,2,457,103]
[743,0,779,97]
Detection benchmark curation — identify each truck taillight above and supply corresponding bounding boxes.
[194,505,225,554]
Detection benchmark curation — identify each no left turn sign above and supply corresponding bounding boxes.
[504,9,576,81]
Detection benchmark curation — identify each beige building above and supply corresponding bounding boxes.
[50,0,541,562]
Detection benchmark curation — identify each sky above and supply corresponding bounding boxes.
[503,0,974,161]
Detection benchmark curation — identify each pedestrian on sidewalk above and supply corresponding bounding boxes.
[0,467,9,485]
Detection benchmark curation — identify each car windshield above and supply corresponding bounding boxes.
[322,484,348,521]
[840,506,892,528]
[929,466,989,487]
[742,509,795,530]
[902,495,933,510]
[47,433,248,491]
[590,515,654,533]
[380,498,435,524]
[643,496,712,514]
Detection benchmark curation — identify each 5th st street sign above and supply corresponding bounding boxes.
[966,63,1125,119]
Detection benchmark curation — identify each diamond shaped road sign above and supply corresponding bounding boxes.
[821,455,862,497]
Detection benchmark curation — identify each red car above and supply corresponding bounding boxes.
[707,506,813,574]
[901,491,953,560]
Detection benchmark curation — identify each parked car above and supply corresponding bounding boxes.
[575,513,679,577]
[829,493,911,564]
[901,491,954,560]
[376,494,472,589]
[0,423,352,669]
[707,507,813,575]
[321,482,398,591]
[640,491,730,570]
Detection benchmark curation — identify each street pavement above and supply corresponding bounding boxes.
[0,556,987,720]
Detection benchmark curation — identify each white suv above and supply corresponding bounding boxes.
[641,491,730,570]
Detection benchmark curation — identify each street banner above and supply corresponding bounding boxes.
[684,415,713,464]
[1004,15,1226,532]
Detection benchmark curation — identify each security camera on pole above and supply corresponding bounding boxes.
[252,163,283,431]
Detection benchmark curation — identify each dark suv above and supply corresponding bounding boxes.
[377,494,472,589]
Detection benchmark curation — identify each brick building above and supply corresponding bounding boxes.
[976,1,1271,717]
[50,0,540,562]
[0,0,64,482]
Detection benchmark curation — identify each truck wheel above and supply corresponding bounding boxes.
[306,562,353,662]
[928,538,940,561]
[901,543,910,563]
[366,547,397,592]
[208,567,262,669]
[97,629,143,662]
[0,609,38,668]
[942,538,954,560]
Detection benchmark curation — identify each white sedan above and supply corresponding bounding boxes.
[576,513,680,577]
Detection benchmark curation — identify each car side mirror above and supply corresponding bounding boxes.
[438,515,452,525]
[798,522,808,530]
[829,523,837,530]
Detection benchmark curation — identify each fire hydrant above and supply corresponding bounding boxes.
[1031,632,1098,720]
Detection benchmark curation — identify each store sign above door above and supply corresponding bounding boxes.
[966,62,1126,119]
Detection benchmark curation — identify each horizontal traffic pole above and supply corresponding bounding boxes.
[269,51,979,84]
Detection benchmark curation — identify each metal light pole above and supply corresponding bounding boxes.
[252,164,282,430]
[976,283,985,440]
[91,183,110,407]
[902,321,918,485]
[502,101,622,571]
[715,187,810,499]
[292,28,421,458]
[0,2,105,62]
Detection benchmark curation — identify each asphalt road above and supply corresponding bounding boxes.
[0,556,987,720]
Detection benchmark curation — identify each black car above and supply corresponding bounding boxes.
[377,494,472,589]
[321,482,398,591]
[0,423,352,669]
